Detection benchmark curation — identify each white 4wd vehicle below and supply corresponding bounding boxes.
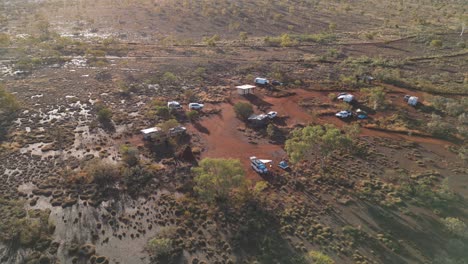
[335,110,352,118]
[267,111,278,119]
[188,103,204,110]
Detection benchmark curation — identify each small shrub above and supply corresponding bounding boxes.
[97,106,113,124]
[120,145,139,167]
[306,250,334,264]
[186,110,199,122]
[162,72,177,84]
[430,39,443,48]
[267,123,280,139]
[86,160,121,187]
[147,238,172,257]
[442,217,467,237]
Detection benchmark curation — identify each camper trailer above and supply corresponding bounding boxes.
[254,77,269,85]
[404,95,419,106]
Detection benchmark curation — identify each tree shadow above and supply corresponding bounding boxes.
[192,122,210,135]
[363,202,447,262]
[227,201,306,264]
[243,94,273,111]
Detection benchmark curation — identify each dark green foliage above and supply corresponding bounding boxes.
[186,110,199,122]
[86,160,121,187]
[0,199,53,247]
[193,158,247,204]
[0,85,20,140]
[285,124,356,168]
[233,102,253,121]
[96,104,113,124]
[120,145,139,167]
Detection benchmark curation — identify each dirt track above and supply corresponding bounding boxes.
[188,87,458,180]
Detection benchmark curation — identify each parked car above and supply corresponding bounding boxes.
[168,126,186,136]
[167,101,182,109]
[272,80,283,86]
[267,111,278,119]
[356,109,368,119]
[335,110,352,119]
[188,103,204,110]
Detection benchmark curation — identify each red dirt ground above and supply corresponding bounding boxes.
[187,87,456,180]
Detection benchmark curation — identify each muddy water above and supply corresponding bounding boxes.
[20,186,181,264]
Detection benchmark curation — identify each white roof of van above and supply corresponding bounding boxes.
[141,127,162,134]
[236,84,256,89]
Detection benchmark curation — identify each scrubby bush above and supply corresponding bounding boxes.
[0,85,20,140]
[234,102,253,121]
[95,104,113,125]
[442,217,467,237]
[306,250,334,264]
[430,39,443,48]
[267,123,280,139]
[86,160,121,187]
[186,110,199,122]
[147,238,172,256]
[162,72,178,84]
[120,145,139,167]
[159,119,180,133]
[427,114,453,138]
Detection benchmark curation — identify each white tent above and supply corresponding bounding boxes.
[408,96,418,106]
[338,94,354,103]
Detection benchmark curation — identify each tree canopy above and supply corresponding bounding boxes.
[193,158,247,203]
[233,102,253,121]
[285,124,356,168]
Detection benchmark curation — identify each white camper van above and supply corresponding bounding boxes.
[254,77,269,85]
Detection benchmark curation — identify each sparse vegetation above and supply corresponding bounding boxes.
[1,1,467,263]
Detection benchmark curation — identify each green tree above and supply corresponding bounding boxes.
[193,158,247,203]
[86,160,121,187]
[97,106,113,124]
[285,125,355,169]
[267,123,280,139]
[362,87,386,110]
[306,250,335,264]
[159,119,180,133]
[156,106,172,120]
[233,102,253,121]
[442,217,467,237]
